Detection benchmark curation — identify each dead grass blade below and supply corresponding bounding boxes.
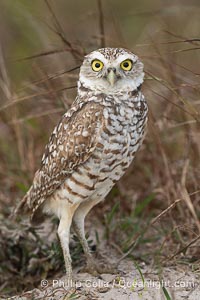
[179,159,200,233]
[164,234,200,262]
[147,86,194,118]
[8,108,64,124]
[117,190,200,263]
[0,48,26,170]
[168,47,200,54]
[146,70,200,119]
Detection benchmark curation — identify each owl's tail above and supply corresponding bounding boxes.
[10,190,31,221]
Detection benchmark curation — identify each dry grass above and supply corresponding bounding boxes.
[0,0,200,297]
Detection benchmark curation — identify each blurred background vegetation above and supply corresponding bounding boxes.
[0,0,200,297]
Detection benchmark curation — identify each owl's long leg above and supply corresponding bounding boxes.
[73,199,118,276]
[72,199,100,275]
[58,204,79,283]
[73,203,118,276]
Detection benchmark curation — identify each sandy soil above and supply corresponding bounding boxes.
[1,218,198,300]
[7,250,200,300]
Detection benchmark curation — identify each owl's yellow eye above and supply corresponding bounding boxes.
[120,59,133,71]
[91,60,104,72]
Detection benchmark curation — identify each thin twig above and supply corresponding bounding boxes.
[44,0,83,60]
[13,48,79,62]
[17,66,80,91]
[0,86,76,112]
[164,30,200,46]
[135,39,200,47]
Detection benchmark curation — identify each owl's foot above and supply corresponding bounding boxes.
[83,258,118,276]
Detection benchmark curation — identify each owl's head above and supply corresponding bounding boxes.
[79,48,144,94]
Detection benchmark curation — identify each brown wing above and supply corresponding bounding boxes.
[17,100,105,219]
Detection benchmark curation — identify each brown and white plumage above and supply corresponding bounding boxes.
[23,101,105,220]
[15,48,148,280]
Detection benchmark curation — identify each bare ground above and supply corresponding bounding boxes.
[7,254,200,300]
[3,221,200,300]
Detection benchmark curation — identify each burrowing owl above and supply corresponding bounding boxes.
[15,48,148,281]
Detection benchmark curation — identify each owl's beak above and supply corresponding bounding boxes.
[106,68,117,86]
